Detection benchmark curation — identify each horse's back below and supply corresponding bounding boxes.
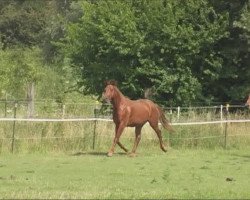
[126,98,160,126]
[129,98,156,110]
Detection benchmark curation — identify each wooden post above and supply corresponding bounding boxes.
[220,105,223,128]
[168,108,173,148]
[224,104,229,149]
[92,104,98,150]
[177,106,180,121]
[220,105,223,120]
[11,102,18,153]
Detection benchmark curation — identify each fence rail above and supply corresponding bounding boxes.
[0,117,250,153]
[1,117,250,124]
[0,101,249,153]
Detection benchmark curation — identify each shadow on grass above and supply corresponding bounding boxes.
[71,151,127,157]
[231,153,250,159]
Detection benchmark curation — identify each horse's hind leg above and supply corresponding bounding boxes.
[117,141,128,153]
[149,122,167,152]
[130,125,143,157]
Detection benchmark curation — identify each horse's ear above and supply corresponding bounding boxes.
[104,80,109,86]
[105,80,117,86]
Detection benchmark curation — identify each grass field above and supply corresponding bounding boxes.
[0,148,250,199]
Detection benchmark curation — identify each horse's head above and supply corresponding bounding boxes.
[102,80,118,102]
[245,94,250,108]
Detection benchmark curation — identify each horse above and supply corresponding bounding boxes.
[102,80,174,157]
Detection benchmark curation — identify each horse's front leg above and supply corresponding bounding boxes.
[115,124,128,153]
[108,123,126,157]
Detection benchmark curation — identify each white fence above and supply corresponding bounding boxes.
[1,116,250,152]
[0,102,249,153]
[1,117,250,124]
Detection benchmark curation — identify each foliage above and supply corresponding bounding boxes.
[64,0,244,106]
[0,47,43,99]
[41,0,83,63]
[0,0,85,102]
[36,62,85,103]
[207,0,250,103]
[0,0,46,49]
[0,0,249,105]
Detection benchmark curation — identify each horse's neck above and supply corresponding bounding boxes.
[111,87,125,109]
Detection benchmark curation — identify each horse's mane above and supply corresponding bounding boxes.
[105,80,117,86]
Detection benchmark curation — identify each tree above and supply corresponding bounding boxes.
[0,0,83,110]
[0,47,43,117]
[64,0,230,106]
[41,0,83,63]
[0,0,47,49]
[207,0,250,103]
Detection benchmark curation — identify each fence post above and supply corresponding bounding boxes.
[220,105,223,128]
[168,108,173,147]
[220,105,223,120]
[177,106,180,121]
[11,102,17,153]
[93,103,98,150]
[224,104,229,149]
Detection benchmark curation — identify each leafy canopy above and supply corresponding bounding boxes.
[65,0,229,105]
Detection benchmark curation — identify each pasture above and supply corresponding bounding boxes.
[0,148,250,199]
[0,103,249,199]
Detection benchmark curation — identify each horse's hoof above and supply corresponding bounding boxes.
[161,147,167,152]
[107,152,113,157]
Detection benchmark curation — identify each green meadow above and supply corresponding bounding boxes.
[0,104,249,199]
[0,148,250,199]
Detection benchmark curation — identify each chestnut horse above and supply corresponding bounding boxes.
[102,80,174,157]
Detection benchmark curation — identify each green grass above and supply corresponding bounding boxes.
[0,148,250,199]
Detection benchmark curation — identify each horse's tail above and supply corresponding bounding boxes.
[157,106,175,133]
